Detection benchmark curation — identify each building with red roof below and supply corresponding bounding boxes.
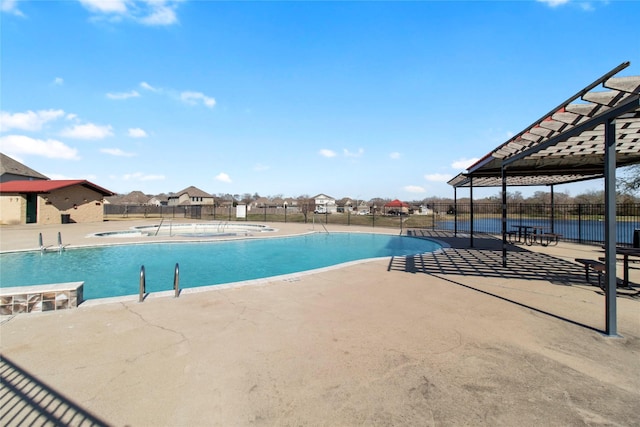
[383,199,410,215]
[0,179,115,225]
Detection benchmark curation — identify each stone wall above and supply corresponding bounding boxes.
[0,282,84,315]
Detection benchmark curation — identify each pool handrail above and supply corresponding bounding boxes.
[139,265,146,302]
[174,263,180,298]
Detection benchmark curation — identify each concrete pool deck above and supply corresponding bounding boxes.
[1,219,639,426]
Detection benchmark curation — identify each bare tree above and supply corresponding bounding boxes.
[618,164,640,195]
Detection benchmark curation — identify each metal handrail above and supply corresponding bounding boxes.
[38,233,52,253]
[57,232,68,252]
[154,218,164,236]
[139,266,146,302]
[174,263,180,298]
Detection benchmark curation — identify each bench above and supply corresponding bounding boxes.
[506,231,519,244]
[540,233,562,246]
[575,258,605,288]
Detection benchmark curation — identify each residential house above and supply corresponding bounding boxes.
[148,194,169,206]
[355,200,370,215]
[106,190,151,206]
[0,180,115,225]
[312,194,337,214]
[383,199,410,215]
[250,197,271,210]
[167,186,214,206]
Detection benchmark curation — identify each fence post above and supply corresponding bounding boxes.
[578,204,583,244]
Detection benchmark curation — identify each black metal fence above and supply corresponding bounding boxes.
[104,202,640,246]
[427,203,640,246]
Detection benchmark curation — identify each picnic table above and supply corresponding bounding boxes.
[579,246,640,289]
[599,246,640,288]
[508,225,560,246]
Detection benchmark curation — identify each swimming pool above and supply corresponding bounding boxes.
[0,233,443,301]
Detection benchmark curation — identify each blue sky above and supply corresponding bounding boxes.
[1,0,638,200]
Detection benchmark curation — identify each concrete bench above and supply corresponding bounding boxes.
[574,259,605,288]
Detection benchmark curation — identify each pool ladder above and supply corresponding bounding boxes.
[139,263,180,302]
[39,232,69,253]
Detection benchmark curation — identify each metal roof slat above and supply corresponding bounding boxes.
[564,103,601,117]
[551,111,581,125]
[603,76,640,94]
[520,132,543,143]
[528,126,554,138]
[538,119,567,132]
[582,90,624,107]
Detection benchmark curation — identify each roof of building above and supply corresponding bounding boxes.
[0,153,49,181]
[313,193,335,200]
[170,186,213,198]
[384,199,409,208]
[448,62,640,188]
[117,191,151,205]
[0,180,115,196]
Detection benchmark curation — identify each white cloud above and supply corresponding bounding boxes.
[78,0,182,26]
[101,148,136,157]
[254,163,270,172]
[451,158,479,170]
[215,172,232,183]
[140,2,177,26]
[536,0,570,7]
[343,148,364,158]
[122,172,165,181]
[319,149,337,158]
[140,81,158,91]
[579,2,595,11]
[128,128,148,138]
[0,135,80,160]
[106,90,140,100]
[48,173,97,180]
[424,173,453,182]
[1,0,25,16]
[78,0,128,14]
[404,185,425,193]
[53,77,64,86]
[389,152,401,160]
[60,123,113,139]
[181,91,216,108]
[0,109,65,132]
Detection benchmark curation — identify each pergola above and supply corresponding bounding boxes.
[448,62,640,336]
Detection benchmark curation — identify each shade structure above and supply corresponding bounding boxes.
[448,61,639,189]
[447,62,640,337]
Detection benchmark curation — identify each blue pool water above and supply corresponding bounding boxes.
[0,233,442,300]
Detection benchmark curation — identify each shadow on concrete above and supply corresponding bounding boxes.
[397,229,586,286]
[390,230,639,335]
[0,354,110,427]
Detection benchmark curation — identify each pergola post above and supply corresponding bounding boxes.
[604,117,618,336]
[550,184,555,234]
[469,177,474,248]
[453,186,458,236]
[502,166,508,268]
